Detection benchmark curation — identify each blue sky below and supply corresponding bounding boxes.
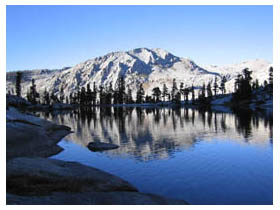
[6,5,272,71]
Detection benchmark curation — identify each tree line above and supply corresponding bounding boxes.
[12,66,273,106]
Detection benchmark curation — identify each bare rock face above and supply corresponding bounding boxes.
[87,142,119,152]
[6,157,187,205]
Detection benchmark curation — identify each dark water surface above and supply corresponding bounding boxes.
[39,107,273,205]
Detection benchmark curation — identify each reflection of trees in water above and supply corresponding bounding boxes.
[207,111,212,129]
[233,108,273,141]
[39,106,273,160]
[220,113,227,133]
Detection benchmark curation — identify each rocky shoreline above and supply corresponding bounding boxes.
[6,107,188,205]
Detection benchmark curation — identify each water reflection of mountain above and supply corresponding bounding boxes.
[39,107,273,160]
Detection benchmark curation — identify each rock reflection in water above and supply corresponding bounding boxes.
[39,107,273,161]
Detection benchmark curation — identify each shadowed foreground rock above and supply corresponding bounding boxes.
[7,192,187,205]
[7,157,188,205]
[6,107,72,160]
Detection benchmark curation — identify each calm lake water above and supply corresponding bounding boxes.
[39,107,273,205]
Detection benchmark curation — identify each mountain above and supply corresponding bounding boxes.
[6,48,271,99]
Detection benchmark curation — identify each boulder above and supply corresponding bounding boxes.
[88,142,119,152]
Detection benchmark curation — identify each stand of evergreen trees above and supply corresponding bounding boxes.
[232,67,273,103]
[12,66,273,107]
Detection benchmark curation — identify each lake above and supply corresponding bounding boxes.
[38,106,273,205]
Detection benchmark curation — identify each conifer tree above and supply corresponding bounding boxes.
[136,83,145,103]
[171,78,178,102]
[183,85,190,102]
[268,67,273,97]
[269,67,273,87]
[152,87,161,103]
[255,79,259,89]
[179,82,184,101]
[207,82,212,99]
[264,80,268,88]
[15,71,22,97]
[220,76,227,95]
[191,84,195,103]
[201,83,206,99]
[104,82,113,105]
[92,82,97,105]
[86,83,92,106]
[233,68,253,101]
[213,76,218,96]
[29,79,39,104]
[80,87,86,106]
[43,88,50,105]
[127,88,134,104]
[59,86,65,103]
[99,84,104,105]
[162,84,168,102]
[114,76,126,104]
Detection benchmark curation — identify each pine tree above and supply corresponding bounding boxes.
[136,83,145,103]
[43,88,50,105]
[234,74,242,93]
[269,67,273,86]
[86,83,92,106]
[201,83,206,99]
[92,82,97,105]
[80,87,86,106]
[26,90,32,102]
[264,80,268,88]
[171,78,178,102]
[104,82,113,105]
[50,91,56,104]
[183,85,190,102]
[179,82,184,101]
[15,71,22,97]
[191,84,195,103]
[268,67,273,98]
[220,76,227,95]
[233,68,253,101]
[152,87,161,103]
[69,93,74,104]
[207,82,212,99]
[127,88,134,104]
[213,76,218,96]
[29,79,39,104]
[114,76,126,104]
[59,86,65,103]
[255,79,259,89]
[162,84,168,102]
[99,84,104,105]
